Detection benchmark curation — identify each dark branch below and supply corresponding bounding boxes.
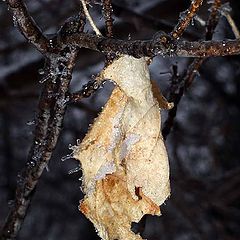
[60,32,240,58]
[101,0,116,64]
[175,38,240,57]
[5,0,240,59]
[163,0,222,139]
[0,9,86,240]
[6,0,49,53]
[0,48,78,240]
[102,0,114,38]
[171,0,203,39]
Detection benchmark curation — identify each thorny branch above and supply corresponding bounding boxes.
[1,0,240,239]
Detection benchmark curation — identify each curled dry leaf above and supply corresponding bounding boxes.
[73,55,171,240]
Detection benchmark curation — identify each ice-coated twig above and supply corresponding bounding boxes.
[171,0,203,39]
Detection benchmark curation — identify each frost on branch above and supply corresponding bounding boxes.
[73,56,171,240]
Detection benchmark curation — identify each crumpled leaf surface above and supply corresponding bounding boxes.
[74,55,171,240]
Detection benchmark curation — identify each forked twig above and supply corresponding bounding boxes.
[6,0,49,53]
[163,0,222,139]
[0,8,86,240]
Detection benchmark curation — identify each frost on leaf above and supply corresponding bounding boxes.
[73,55,171,240]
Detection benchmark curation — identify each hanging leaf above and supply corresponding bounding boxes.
[74,55,171,240]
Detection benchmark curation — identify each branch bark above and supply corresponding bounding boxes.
[162,0,222,139]
[102,0,114,38]
[61,32,240,58]
[0,10,86,240]
[6,0,49,53]
[171,0,203,39]
[0,48,78,240]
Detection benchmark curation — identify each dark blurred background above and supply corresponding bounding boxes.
[0,0,240,239]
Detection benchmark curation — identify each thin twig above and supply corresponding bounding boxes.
[80,0,102,36]
[171,0,203,39]
[102,0,114,38]
[163,0,222,139]
[222,12,240,39]
[101,0,116,64]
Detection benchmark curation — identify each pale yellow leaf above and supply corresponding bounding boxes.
[74,55,170,240]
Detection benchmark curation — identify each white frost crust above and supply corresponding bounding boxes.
[119,134,141,161]
[95,161,116,181]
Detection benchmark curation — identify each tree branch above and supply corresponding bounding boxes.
[0,49,77,240]
[102,0,114,38]
[162,0,222,139]
[0,11,86,240]
[171,0,203,39]
[60,32,240,58]
[6,0,49,53]
[80,0,102,36]
[1,0,240,239]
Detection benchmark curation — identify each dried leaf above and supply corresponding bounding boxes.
[74,55,170,240]
[151,80,174,109]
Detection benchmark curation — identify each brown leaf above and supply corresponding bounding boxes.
[80,170,160,240]
[74,55,170,240]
